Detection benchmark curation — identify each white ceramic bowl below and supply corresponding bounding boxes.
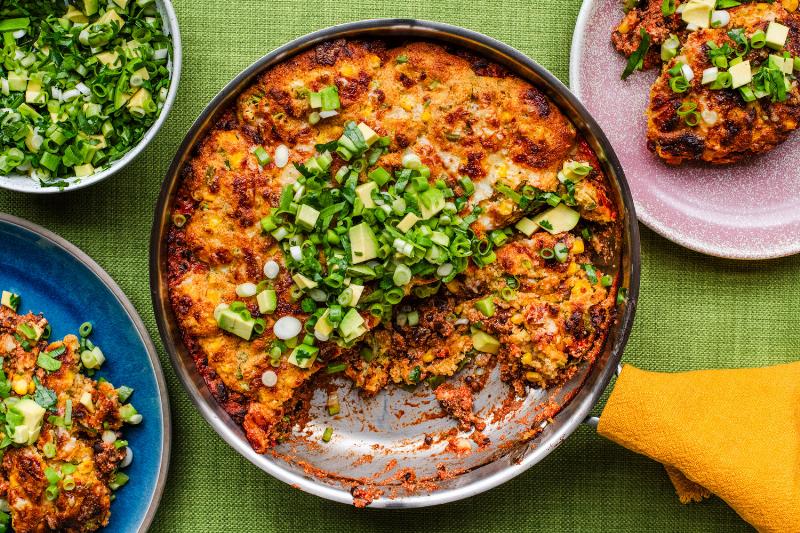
[0,0,182,194]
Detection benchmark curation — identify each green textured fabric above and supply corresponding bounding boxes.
[1,0,798,530]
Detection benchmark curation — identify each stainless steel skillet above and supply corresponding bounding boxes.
[149,19,640,508]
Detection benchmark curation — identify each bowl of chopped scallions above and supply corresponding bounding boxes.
[0,0,181,193]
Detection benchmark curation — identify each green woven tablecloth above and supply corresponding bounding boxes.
[1,1,798,530]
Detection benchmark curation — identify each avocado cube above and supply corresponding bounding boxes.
[8,399,45,445]
[217,308,254,340]
[348,222,378,264]
[256,289,277,314]
[396,213,419,233]
[766,22,789,50]
[8,72,27,92]
[80,0,99,16]
[314,309,335,337]
[729,60,752,89]
[531,204,581,235]
[338,308,365,340]
[73,164,95,177]
[292,273,318,290]
[471,331,500,354]
[355,181,378,208]
[65,5,89,23]
[515,217,538,237]
[295,204,320,231]
[1,291,19,311]
[288,344,319,369]
[418,188,445,219]
[356,122,379,146]
[96,51,120,68]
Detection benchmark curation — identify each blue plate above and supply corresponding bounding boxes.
[0,214,170,532]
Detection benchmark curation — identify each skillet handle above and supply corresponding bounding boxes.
[582,363,623,429]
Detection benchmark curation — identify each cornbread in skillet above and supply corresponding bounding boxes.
[167,39,622,453]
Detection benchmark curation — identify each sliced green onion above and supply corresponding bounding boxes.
[621,29,651,80]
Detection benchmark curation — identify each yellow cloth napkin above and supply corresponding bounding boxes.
[597,362,800,532]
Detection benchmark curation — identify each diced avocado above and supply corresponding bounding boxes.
[65,5,89,23]
[681,0,712,28]
[766,21,789,50]
[1,291,19,311]
[396,212,419,233]
[8,72,27,92]
[356,122,379,146]
[515,217,539,237]
[295,204,320,231]
[314,309,335,337]
[80,0,99,16]
[288,343,319,369]
[217,308,254,340]
[729,60,751,89]
[532,204,581,235]
[418,188,445,219]
[132,66,149,82]
[347,284,364,306]
[256,289,277,314]
[781,57,794,75]
[95,51,120,68]
[8,399,45,445]
[355,181,378,208]
[349,222,379,264]
[338,308,365,339]
[292,273,318,290]
[471,331,500,354]
[73,164,94,177]
[126,87,152,114]
[97,9,125,29]
[560,160,593,182]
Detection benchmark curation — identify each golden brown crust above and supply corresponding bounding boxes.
[612,0,686,70]
[0,308,126,532]
[167,39,621,452]
[647,3,800,164]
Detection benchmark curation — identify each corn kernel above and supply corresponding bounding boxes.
[618,20,630,34]
[525,371,541,382]
[421,109,431,122]
[500,111,513,123]
[497,198,515,216]
[496,163,508,179]
[783,0,798,11]
[27,380,35,394]
[340,64,357,77]
[400,95,414,111]
[368,55,381,69]
[422,352,435,363]
[12,378,28,396]
[571,279,591,299]
[511,313,525,325]
[571,237,584,254]
[567,261,579,276]
[521,353,534,366]
[228,151,245,169]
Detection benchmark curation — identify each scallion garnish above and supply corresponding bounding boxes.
[0,2,172,186]
[621,28,651,80]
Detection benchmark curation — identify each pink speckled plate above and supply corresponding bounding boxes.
[570,0,800,259]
